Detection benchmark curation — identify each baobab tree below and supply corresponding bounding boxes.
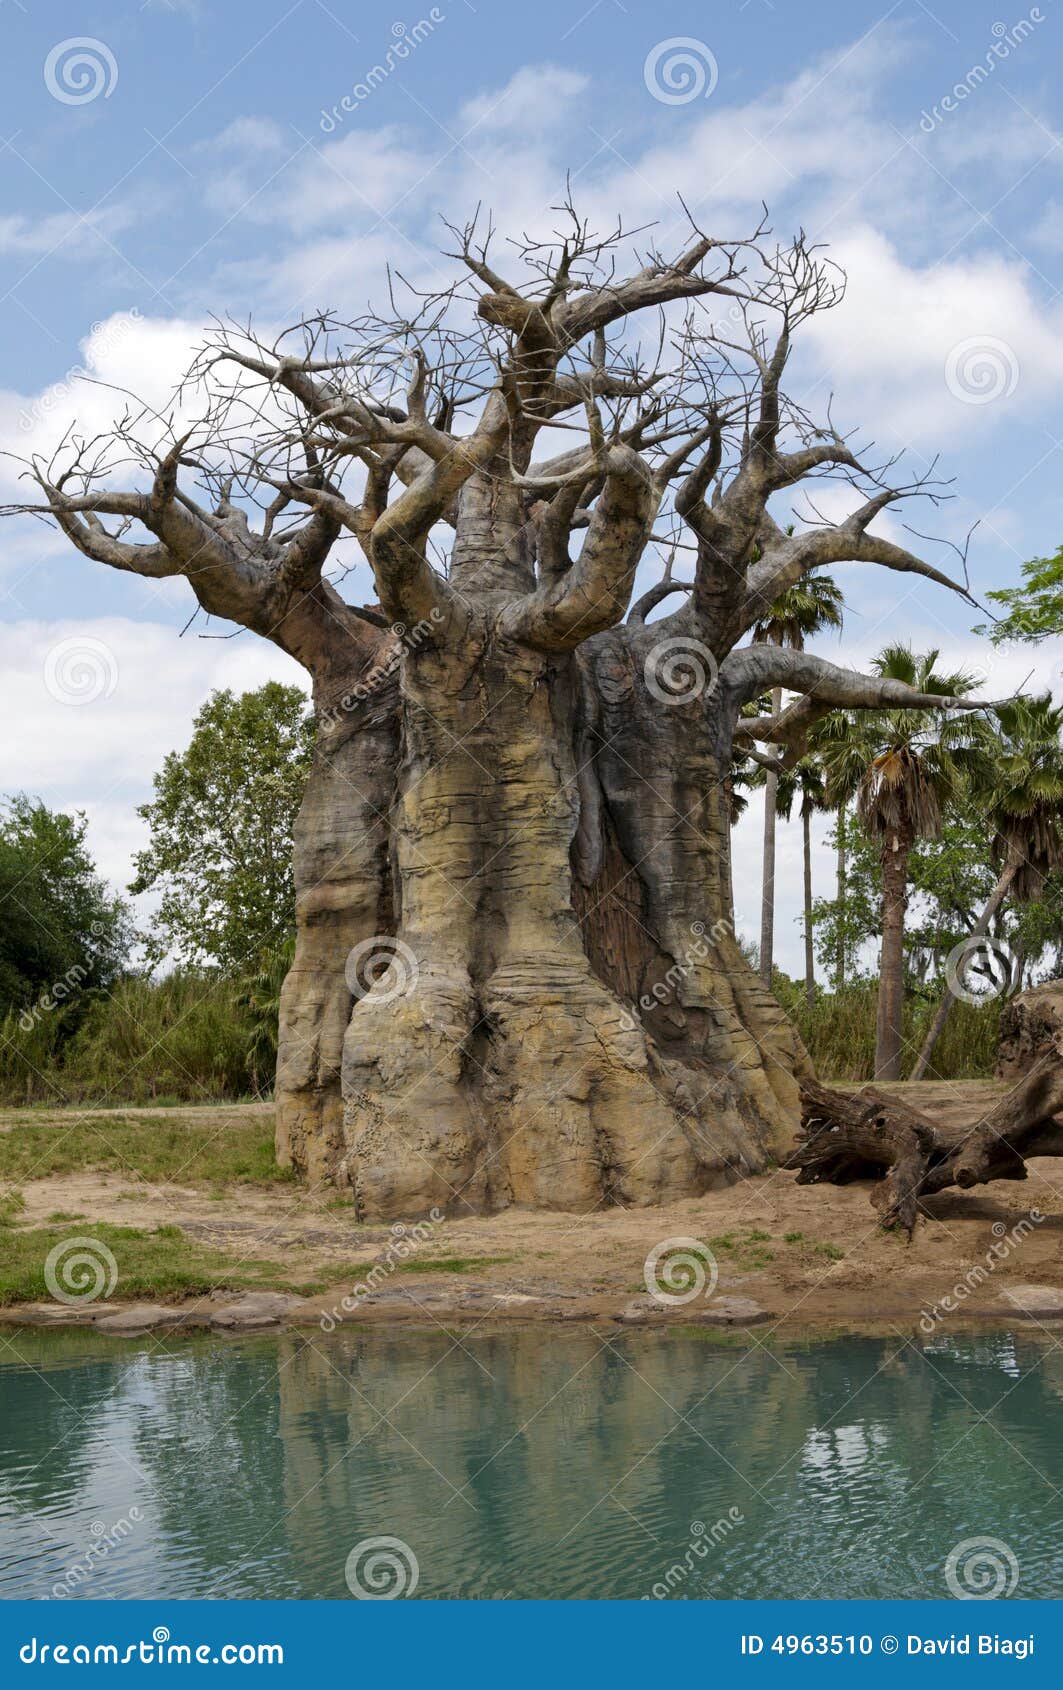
[9,209,997,1221]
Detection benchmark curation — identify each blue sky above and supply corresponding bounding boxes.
[1,0,1061,967]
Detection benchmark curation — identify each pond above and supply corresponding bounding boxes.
[0,1325,1060,1600]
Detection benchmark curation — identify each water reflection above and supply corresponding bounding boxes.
[0,1325,1061,1599]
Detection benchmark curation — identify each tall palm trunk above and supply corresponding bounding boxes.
[802,803,815,1009]
[875,825,912,1080]
[834,801,847,990]
[909,856,1020,1079]
[759,675,783,985]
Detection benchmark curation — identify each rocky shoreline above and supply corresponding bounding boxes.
[5,1279,1063,1338]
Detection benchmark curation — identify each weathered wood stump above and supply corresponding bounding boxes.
[785,1036,1063,1235]
[997,980,1063,1082]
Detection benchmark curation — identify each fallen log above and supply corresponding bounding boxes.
[785,1037,1063,1236]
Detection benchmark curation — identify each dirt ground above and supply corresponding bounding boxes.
[2,1082,1062,1332]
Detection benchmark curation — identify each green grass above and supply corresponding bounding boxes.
[706,1229,776,1271]
[0,972,272,1107]
[0,1189,26,1227]
[396,1255,512,1275]
[0,1115,292,1189]
[783,981,1000,1082]
[0,1221,332,1307]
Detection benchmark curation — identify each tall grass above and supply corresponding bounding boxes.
[0,973,271,1107]
[785,979,1001,1082]
[0,965,1003,1108]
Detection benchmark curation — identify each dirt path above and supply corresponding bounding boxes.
[3,1083,1062,1332]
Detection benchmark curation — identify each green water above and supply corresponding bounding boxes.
[0,1325,1060,1600]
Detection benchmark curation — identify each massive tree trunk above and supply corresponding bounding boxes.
[277,608,810,1220]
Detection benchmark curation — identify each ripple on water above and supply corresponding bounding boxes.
[0,1326,1061,1599]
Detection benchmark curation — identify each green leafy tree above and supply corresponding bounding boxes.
[0,796,130,1022]
[131,684,314,971]
[911,694,1063,1076]
[819,646,986,1080]
[980,545,1063,645]
[813,814,1063,991]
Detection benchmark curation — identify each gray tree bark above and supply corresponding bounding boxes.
[16,217,999,1220]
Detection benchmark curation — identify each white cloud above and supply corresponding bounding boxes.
[1,617,306,896]
[458,65,589,134]
[799,224,1063,448]
[0,207,137,259]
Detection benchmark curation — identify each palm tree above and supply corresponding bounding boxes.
[910,694,1063,1078]
[819,645,985,1080]
[776,752,829,1009]
[835,797,848,989]
[751,572,844,984]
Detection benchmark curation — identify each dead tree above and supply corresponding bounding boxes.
[7,206,1002,1220]
[788,1049,1063,1236]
